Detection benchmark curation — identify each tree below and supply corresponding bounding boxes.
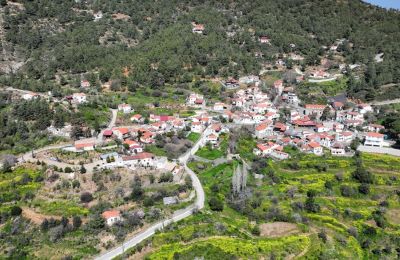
[352,167,374,184]
[208,197,224,211]
[10,206,22,216]
[80,192,93,203]
[358,183,370,194]
[80,165,87,174]
[64,167,73,173]
[0,0,7,7]
[72,216,82,229]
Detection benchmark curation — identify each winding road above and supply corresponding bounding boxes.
[15,107,207,260]
[94,127,208,260]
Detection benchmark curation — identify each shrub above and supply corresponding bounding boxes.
[73,216,82,229]
[352,167,374,184]
[10,206,22,216]
[358,184,370,194]
[80,192,93,203]
[251,225,261,236]
[64,167,73,173]
[208,197,224,211]
[340,185,357,197]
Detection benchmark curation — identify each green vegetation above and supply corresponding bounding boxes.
[187,132,201,143]
[32,200,89,217]
[152,152,400,259]
[1,0,399,101]
[148,235,310,259]
[297,78,348,104]
[195,146,224,160]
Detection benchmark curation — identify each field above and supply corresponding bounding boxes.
[296,77,348,104]
[142,152,400,259]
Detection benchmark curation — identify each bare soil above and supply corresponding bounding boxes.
[259,222,300,237]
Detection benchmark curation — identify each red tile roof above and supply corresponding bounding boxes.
[102,210,120,219]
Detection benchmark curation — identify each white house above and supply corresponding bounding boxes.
[331,142,346,156]
[213,102,226,111]
[336,132,353,143]
[364,132,385,147]
[102,210,122,226]
[206,134,219,145]
[192,23,205,34]
[118,104,132,114]
[255,121,273,139]
[80,80,91,88]
[122,152,155,168]
[22,92,39,100]
[308,141,323,155]
[259,36,270,44]
[191,122,204,133]
[74,138,96,152]
[303,104,326,118]
[365,124,385,133]
[72,93,87,104]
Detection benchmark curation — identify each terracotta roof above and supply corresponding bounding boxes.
[305,104,326,110]
[103,130,113,136]
[308,141,321,148]
[102,210,120,219]
[366,132,384,138]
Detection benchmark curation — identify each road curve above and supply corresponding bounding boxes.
[94,127,208,260]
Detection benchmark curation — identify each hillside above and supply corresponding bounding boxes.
[0,0,399,100]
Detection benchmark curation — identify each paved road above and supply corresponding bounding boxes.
[97,109,117,144]
[358,145,400,157]
[94,127,208,260]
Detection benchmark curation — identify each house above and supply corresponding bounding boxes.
[103,130,113,138]
[113,127,130,140]
[303,104,326,118]
[333,123,344,133]
[255,121,273,139]
[118,104,132,114]
[191,122,204,133]
[123,152,155,168]
[213,102,226,111]
[72,93,87,104]
[225,78,239,89]
[365,124,385,133]
[331,142,346,156]
[308,141,323,155]
[232,98,245,108]
[364,132,385,147]
[332,101,344,111]
[22,92,39,100]
[140,131,154,144]
[206,134,219,145]
[253,142,279,156]
[270,150,289,160]
[259,36,270,44]
[124,139,143,153]
[286,92,299,104]
[80,80,91,88]
[130,114,143,123]
[336,131,353,143]
[192,23,205,34]
[102,210,122,226]
[74,139,96,152]
[309,70,330,79]
[358,104,373,114]
[93,11,103,21]
[252,102,270,114]
[319,134,334,148]
[187,93,205,107]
